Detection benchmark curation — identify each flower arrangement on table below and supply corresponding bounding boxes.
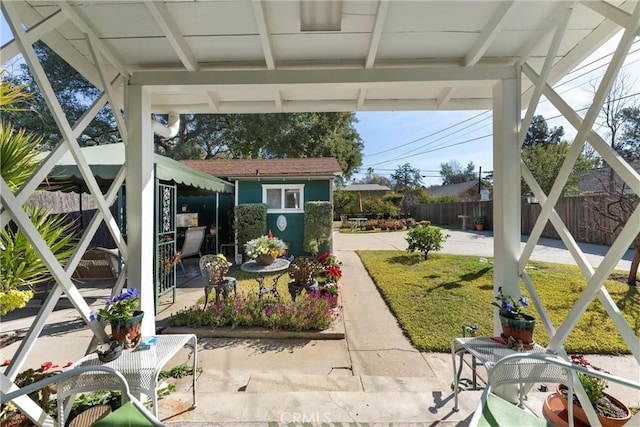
[244,231,287,259]
[90,288,144,348]
[492,286,535,348]
[492,286,529,319]
[91,288,141,322]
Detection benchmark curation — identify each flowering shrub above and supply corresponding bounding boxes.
[492,286,529,319]
[91,288,140,322]
[317,252,342,283]
[169,292,338,331]
[0,359,73,415]
[244,231,287,259]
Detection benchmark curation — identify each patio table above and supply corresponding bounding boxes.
[451,336,550,411]
[70,334,197,417]
[241,258,290,299]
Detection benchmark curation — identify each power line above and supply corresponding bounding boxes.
[365,110,490,157]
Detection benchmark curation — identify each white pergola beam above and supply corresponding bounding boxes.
[2,2,104,91]
[252,0,276,70]
[149,97,494,114]
[86,34,129,143]
[365,0,389,69]
[131,66,516,87]
[521,2,639,267]
[144,0,199,72]
[356,89,367,109]
[0,9,67,61]
[492,77,521,336]
[528,66,640,195]
[519,4,573,146]
[436,87,455,109]
[581,0,634,28]
[56,1,129,78]
[515,2,567,67]
[205,91,221,112]
[464,1,517,67]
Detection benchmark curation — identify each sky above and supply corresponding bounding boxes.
[2,17,638,188]
[354,32,640,186]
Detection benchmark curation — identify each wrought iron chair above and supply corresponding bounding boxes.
[178,226,206,273]
[199,254,236,308]
[287,256,319,302]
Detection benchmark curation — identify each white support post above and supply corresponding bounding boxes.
[492,77,521,336]
[126,84,156,336]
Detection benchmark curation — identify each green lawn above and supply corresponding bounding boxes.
[357,251,639,354]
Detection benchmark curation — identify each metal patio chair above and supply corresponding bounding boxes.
[287,256,319,302]
[199,254,236,307]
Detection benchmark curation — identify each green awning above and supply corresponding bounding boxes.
[44,143,234,194]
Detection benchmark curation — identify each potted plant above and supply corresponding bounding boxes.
[550,354,631,427]
[492,287,535,347]
[244,231,287,265]
[91,288,144,349]
[473,216,485,231]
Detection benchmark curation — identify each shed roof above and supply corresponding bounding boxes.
[343,184,391,192]
[181,157,342,179]
[578,162,640,193]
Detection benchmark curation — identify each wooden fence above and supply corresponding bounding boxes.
[411,195,634,246]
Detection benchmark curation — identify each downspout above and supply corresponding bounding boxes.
[152,111,180,138]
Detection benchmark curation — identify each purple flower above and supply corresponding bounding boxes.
[502,301,515,312]
[519,296,529,307]
[89,311,96,321]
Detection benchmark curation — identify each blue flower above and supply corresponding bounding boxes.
[89,311,96,321]
[519,296,529,307]
[502,301,515,312]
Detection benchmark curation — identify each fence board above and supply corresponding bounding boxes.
[411,195,632,246]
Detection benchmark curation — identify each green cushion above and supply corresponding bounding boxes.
[478,393,553,427]
[91,402,156,427]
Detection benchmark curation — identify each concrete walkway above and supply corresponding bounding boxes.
[1,229,638,425]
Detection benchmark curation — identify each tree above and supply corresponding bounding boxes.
[592,72,639,163]
[362,168,393,188]
[523,115,564,146]
[439,160,476,185]
[521,142,596,196]
[7,48,364,178]
[617,107,640,162]
[406,225,449,260]
[222,113,364,179]
[586,178,639,286]
[3,42,118,149]
[391,163,423,190]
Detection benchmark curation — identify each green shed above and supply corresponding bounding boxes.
[182,158,342,258]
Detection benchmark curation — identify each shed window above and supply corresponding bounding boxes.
[262,185,304,213]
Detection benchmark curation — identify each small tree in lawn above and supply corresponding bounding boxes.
[406,225,449,260]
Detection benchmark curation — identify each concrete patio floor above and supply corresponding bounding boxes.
[1,229,637,425]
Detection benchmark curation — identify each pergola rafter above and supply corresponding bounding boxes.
[1,0,638,424]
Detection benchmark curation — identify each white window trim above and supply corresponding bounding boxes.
[262,184,305,213]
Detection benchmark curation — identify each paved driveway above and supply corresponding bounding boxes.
[333,228,633,271]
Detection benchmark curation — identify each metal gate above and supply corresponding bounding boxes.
[155,181,177,310]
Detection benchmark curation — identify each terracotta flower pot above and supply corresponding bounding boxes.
[499,313,535,345]
[555,384,631,427]
[110,310,144,349]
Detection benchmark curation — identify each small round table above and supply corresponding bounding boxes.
[240,258,290,299]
